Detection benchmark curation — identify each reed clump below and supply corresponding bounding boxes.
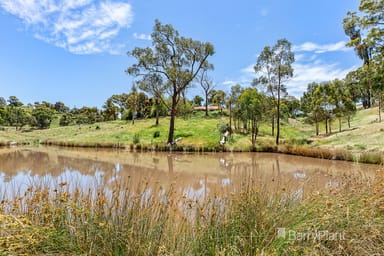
[0,171,383,255]
[275,171,384,256]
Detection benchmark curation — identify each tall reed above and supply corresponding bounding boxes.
[0,171,383,255]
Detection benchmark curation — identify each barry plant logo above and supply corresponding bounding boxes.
[277,227,347,241]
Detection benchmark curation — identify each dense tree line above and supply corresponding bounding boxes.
[301,79,357,136]
[0,92,191,129]
[0,96,57,130]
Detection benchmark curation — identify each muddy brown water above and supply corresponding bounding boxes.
[0,146,379,200]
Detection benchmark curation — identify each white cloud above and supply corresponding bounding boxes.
[293,41,350,54]
[287,61,356,97]
[222,80,238,86]
[133,33,151,40]
[241,64,254,74]
[226,42,357,97]
[227,61,355,98]
[0,0,134,54]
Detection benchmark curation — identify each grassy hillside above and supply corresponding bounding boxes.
[0,108,383,160]
[312,107,384,152]
[0,112,313,151]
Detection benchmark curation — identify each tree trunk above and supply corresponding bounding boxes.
[347,116,351,128]
[276,90,280,145]
[379,95,382,122]
[338,117,342,132]
[251,119,255,148]
[314,114,319,136]
[251,118,258,149]
[271,114,275,136]
[155,96,160,126]
[243,120,248,133]
[167,94,178,145]
[315,121,319,136]
[325,118,328,134]
[167,113,175,145]
[367,62,372,108]
[229,101,232,132]
[205,91,209,117]
[329,118,332,134]
[367,88,372,108]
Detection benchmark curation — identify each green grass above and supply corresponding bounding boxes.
[1,108,384,162]
[310,107,384,155]
[0,113,313,151]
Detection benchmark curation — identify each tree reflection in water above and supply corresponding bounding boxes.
[0,147,377,203]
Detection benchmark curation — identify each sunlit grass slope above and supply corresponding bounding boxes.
[0,112,313,151]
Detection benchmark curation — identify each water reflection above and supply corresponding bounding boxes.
[0,147,378,200]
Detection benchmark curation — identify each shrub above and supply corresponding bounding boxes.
[153,131,160,138]
[217,122,228,134]
[133,133,140,144]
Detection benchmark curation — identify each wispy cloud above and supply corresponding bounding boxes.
[133,32,151,40]
[0,0,133,54]
[292,41,350,53]
[287,62,356,96]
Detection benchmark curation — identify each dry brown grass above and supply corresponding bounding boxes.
[0,170,383,255]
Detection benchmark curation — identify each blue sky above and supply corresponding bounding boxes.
[0,0,361,108]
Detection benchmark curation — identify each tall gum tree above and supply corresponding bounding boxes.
[199,67,215,117]
[126,20,214,145]
[343,0,384,108]
[253,39,294,145]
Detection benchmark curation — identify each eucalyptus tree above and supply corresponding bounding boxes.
[343,89,358,128]
[112,94,130,117]
[102,98,119,121]
[238,88,265,148]
[5,106,31,130]
[252,45,275,135]
[332,79,356,132]
[371,57,384,122]
[199,68,215,116]
[345,68,368,107]
[253,39,295,145]
[212,90,226,113]
[54,101,69,113]
[342,0,384,108]
[301,82,325,136]
[322,81,337,134]
[343,0,384,59]
[192,95,204,106]
[31,105,55,129]
[7,96,23,107]
[228,84,243,131]
[136,73,165,125]
[0,97,6,107]
[284,96,301,118]
[127,20,215,145]
[127,85,138,124]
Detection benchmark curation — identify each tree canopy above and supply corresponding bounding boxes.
[253,38,295,145]
[127,19,215,144]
